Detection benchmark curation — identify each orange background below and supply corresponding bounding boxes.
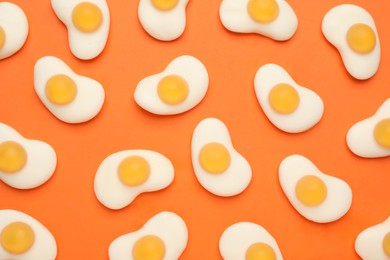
[1,0,390,259]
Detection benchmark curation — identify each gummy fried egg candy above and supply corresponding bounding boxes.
[109,211,188,260]
[322,4,380,80]
[134,55,209,115]
[51,0,110,60]
[347,99,390,158]
[219,222,283,260]
[191,118,252,197]
[94,150,174,210]
[138,0,189,41]
[279,155,352,223]
[0,209,57,260]
[0,2,28,60]
[254,64,324,133]
[0,123,56,189]
[34,56,105,124]
[355,216,390,260]
[219,0,298,41]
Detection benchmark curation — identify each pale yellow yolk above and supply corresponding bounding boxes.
[246,242,276,260]
[346,23,376,54]
[132,235,166,260]
[0,27,5,49]
[151,0,179,11]
[374,118,390,149]
[0,222,35,254]
[0,141,27,173]
[118,156,150,186]
[268,83,300,114]
[199,142,230,174]
[295,175,327,206]
[247,0,279,24]
[383,232,390,257]
[72,2,103,33]
[45,74,77,105]
[157,75,189,105]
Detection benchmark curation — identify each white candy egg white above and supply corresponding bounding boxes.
[254,64,324,133]
[0,209,57,260]
[322,4,380,80]
[134,55,209,115]
[219,0,298,41]
[34,56,105,124]
[51,0,110,60]
[219,222,283,260]
[278,155,352,223]
[109,211,188,260]
[94,150,174,210]
[347,99,390,158]
[0,123,56,189]
[0,2,28,60]
[138,0,189,41]
[191,118,252,197]
[355,217,390,260]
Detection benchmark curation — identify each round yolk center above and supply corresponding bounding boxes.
[72,2,103,33]
[45,74,77,105]
[383,232,390,257]
[0,27,5,49]
[346,23,376,54]
[245,242,276,260]
[199,142,230,174]
[247,0,279,24]
[0,222,35,254]
[151,0,179,11]
[295,175,327,206]
[118,156,150,187]
[374,118,390,149]
[0,141,27,173]
[157,75,189,105]
[132,235,166,260]
[268,83,300,114]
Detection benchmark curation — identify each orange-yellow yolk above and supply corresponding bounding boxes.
[45,74,77,105]
[118,156,150,187]
[0,141,27,174]
[295,175,327,206]
[72,2,103,33]
[157,75,189,105]
[374,118,390,149]
[199,142,231,174]
[268,83,300,114]
[247,0,279,24]
[383,232,390,257]
[151,0,179,11]
[0,222,35,254]
[245,242,276,260]
[0,27,5,50]
[346,23,376,54]
[132,235,166,260]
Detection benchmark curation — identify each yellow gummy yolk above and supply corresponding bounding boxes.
[246,243,276,260]
[247,0,279,24]
[151,0,179,11]
[72,2,103,33]
[0,222,35,254]
[132,235,166,260]
[383,232,390,257]
[0,27,5,49]
[199,142,230,174]
[374,118,390,149]
[118,156,150,186]
[268,83,300,114]
[45,74,77,105]
[0,141,27,173]
[295,175,327,206]
[157,75,189,105]
[346,23,376,54]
